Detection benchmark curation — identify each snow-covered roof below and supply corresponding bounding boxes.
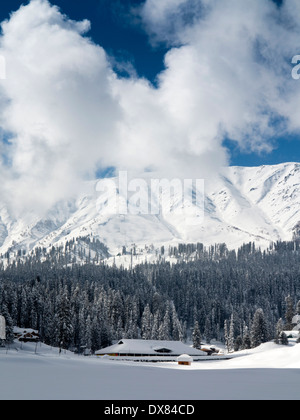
[13,327,39,334]
[95,339,206,356]
[177,354,193,362]
[13,327,40,341]
[292,315,300,330]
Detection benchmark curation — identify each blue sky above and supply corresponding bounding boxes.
[0,0,299,173]
[0,0,167,82]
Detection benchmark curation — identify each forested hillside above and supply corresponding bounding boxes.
[0,241,300,353]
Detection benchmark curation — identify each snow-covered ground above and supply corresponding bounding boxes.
[0,340,299,400]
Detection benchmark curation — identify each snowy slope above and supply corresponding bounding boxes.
[0,162,299,258]
[0,340,299,400]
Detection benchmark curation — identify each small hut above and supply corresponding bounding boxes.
[13,327,40,343]
[177,354,193,366]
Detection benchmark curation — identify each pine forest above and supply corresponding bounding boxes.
[1,240,300,353]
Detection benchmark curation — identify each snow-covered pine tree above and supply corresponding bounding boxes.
[141,304,153,340]
[284,295,294,330]
[250,308,269,348]
[279,331,289,345]
[116,316,124,341]
[204,317,213,344]
[150,312,160,340]
[192,321,201,349]
[56,292,73,352]
[274,318,284,344]
[85,314,92,351]
[224,319,229,352]
[296,300,300,315]
[228,314,235,353]
[241,322,251,350]
[234,335,242,351]
[158,308,171,340]
[170,301,183,341]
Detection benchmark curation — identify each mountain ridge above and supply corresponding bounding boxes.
[0,162,299,261]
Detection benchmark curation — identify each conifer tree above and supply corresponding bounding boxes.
[170,302,183,341]
[228,314,235,352]
[56,292,73,352]
[151,312,160,340]
[241,323,251,349]
[204,317,213,344]
[250,308,269,348]
[85,314,92,351]
[158,306,171,340]
[275,318,284,344]
[279,331,288,345]
[192,321,201,349]
[141,304,153,340]
[224,320,229,352]
[284,295,294,330]
[296,300,300,315]
[234,335,242,351]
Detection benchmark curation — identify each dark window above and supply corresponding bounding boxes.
[154,348,172,353]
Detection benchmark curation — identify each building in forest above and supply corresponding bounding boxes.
[292,315,300,330]
[13,327,40,343]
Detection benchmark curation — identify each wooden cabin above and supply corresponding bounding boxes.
[177,354,193,366]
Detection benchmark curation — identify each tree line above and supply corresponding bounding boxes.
[0,240,300,353]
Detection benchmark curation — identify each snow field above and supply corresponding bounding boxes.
[0,341,299,400]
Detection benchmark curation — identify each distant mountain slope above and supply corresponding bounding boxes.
[0,162,299,259]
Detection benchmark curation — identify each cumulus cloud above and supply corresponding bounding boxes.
[0,0,300,216]
[140,0,208,45]
[139,0,300,156]
[0,0,121,215]
[114,0,300,182]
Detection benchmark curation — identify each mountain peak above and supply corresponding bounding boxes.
[0,162,299,260]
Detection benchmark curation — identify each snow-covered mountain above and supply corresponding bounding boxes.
[0,162,299,260]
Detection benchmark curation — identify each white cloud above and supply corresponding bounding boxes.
[138,0,300,160]
[140,0,207,45]
[0,0,121,215]
[0,0,300,217]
